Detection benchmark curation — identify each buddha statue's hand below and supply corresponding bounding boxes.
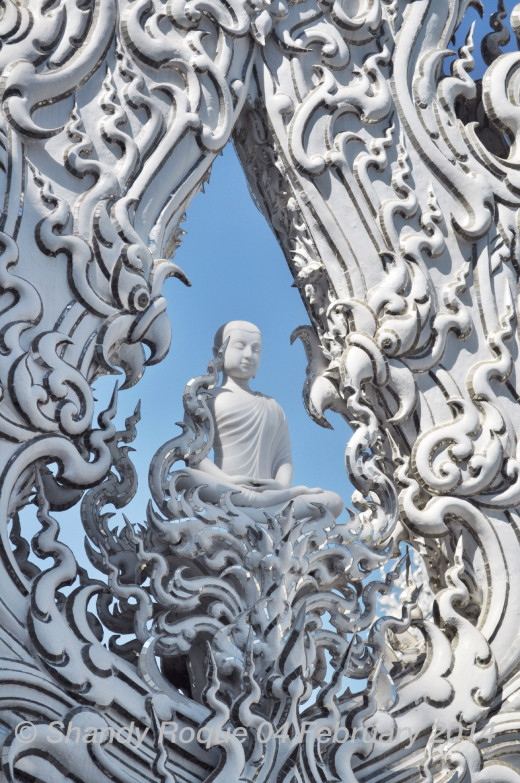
[228,474,258,486]
[229,476,283,490]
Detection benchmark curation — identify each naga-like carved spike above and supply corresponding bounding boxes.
[291,324,342,429]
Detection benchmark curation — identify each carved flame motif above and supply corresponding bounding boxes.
[2,1,520,781]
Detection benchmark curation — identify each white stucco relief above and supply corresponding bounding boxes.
[2,2,520,782]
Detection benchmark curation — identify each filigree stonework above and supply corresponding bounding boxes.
[2,1,520,782]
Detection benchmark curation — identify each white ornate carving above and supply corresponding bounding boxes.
[2,1,520,781]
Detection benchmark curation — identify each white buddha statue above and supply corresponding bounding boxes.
[177,321,343,519]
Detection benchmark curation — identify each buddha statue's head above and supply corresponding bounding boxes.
[213,321,262,381]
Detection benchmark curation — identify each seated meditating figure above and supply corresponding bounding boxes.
[177,321,343,519]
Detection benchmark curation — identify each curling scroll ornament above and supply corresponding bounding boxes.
[2,0,520,782]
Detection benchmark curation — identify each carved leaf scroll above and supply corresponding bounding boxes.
[2,1,520,782]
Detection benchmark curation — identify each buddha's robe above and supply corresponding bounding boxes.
[176,385,343,520]
[208,388,292,480]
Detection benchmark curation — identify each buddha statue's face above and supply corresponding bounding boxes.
[217,322,262,380]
